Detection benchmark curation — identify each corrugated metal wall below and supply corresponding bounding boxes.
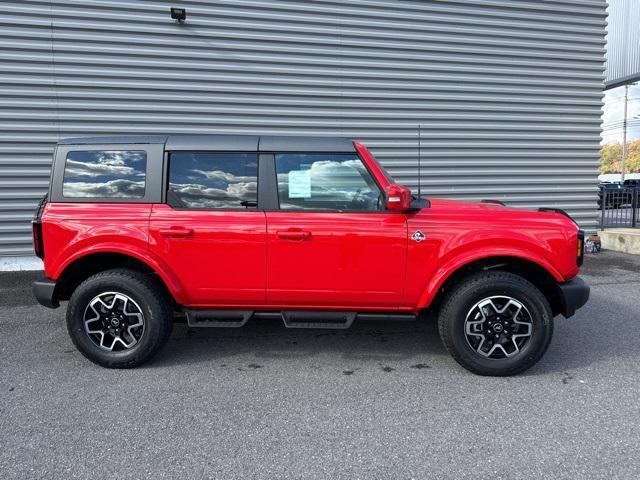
[0,0,607,256]
[604,0,640,88]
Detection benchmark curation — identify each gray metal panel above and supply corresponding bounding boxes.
[604,0,640,88]
[166,134,259,151]
[0,0,607,256]
[259,136,354,153]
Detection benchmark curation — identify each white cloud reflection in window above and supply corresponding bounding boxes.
[63,150,147,198]
[168,152,258,209]
[275,153,381,211]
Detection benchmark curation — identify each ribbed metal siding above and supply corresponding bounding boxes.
[0,0,607,256]
[604,0,640,87]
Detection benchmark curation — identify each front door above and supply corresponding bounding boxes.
[266,152,407,309]
[149,151,266,307]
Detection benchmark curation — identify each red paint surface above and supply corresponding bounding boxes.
[40,143,582,312]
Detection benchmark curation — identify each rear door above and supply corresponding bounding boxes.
[148,150,266,307]
[264,151,408,309]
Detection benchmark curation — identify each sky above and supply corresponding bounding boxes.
[602,82,640,145]
[600,82,640,179]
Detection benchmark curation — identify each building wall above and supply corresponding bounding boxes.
[604,0,640,88]
[0,0,607,257]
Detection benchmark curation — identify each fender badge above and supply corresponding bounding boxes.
[411,230,425,242]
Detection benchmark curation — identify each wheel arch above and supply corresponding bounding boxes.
[54,249,187,306]
[420,255,563,316]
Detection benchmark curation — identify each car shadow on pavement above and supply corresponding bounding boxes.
[146,284,637,376]
[148,316,451,369]
[11,285,634,377]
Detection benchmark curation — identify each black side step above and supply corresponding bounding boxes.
[183,310,418,329]
[281,311,356,329]
[185,309,253,328]
[356,313,417,321]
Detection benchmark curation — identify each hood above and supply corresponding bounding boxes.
[419,197,579,231]
[426,197,512,211]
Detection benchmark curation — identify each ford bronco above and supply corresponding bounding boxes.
[32,135,589,375]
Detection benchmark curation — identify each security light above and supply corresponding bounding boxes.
[170,7,186,22]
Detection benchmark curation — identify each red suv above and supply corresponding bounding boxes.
[32,135,589,375]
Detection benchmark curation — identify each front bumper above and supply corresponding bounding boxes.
[557,276,589,318]
[33,278,59,309]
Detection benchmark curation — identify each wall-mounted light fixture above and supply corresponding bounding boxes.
[170,7,186,23]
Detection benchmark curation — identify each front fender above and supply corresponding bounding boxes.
[416,244,563,310]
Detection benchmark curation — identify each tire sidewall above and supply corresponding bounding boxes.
[445,276,553,375]
[66,273,167,367]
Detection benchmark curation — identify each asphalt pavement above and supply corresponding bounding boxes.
[1,251,639,479]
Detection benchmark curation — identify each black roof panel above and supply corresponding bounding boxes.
[259,135,354,152]
[57,134,355,153]
[165,134,259,151]
[58,135,167,145]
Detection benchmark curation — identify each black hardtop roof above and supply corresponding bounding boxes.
[58,135,168,145]
[58,134,355,152]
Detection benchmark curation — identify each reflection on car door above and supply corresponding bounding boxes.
[149,152,266,307]
[265,152,408,308]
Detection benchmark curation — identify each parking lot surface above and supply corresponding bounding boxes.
[1,251,639,479]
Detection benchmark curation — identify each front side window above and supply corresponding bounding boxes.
[62,150,147,198]
[275,153,382,211]
[168,152,258,209]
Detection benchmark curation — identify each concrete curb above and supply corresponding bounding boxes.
[0,256,44,272]
[600,229,640,255]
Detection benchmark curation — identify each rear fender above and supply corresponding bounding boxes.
[53,244,188,305]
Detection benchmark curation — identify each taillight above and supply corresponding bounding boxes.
[577,230,585,266]
[32,220,44,259]
[32,194,47,260]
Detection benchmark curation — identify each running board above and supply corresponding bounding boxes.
[281,311,357,329]
[185,309,253,328]
[356,313,417,322]
[183,310,417,329]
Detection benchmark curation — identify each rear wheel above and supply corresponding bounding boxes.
[66,269,172,368]
[438,271,553,376]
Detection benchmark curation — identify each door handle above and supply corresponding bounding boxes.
[158,227,193,238]
[276,230,312,240]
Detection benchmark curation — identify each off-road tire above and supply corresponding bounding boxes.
[66,269,172,368]
[438,271,553,376]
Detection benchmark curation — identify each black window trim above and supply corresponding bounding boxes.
[49,143,164,203]
[268,150,386,214]
[164,150,261,212]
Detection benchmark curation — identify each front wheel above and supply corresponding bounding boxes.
[438,271,553,376]
[66,269,172,368]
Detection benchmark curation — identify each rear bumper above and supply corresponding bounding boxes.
[557,276,589,318]
[33,278,59,309]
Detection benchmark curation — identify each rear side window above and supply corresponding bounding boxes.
[62,150,147,198]
[168,152,258,209]
[275,153,382,211]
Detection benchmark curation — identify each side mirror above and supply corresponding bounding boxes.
[385,183,412,212]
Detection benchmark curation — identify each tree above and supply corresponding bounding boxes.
[600,140,640,174]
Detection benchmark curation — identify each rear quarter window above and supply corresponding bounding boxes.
[62,150,147,199]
